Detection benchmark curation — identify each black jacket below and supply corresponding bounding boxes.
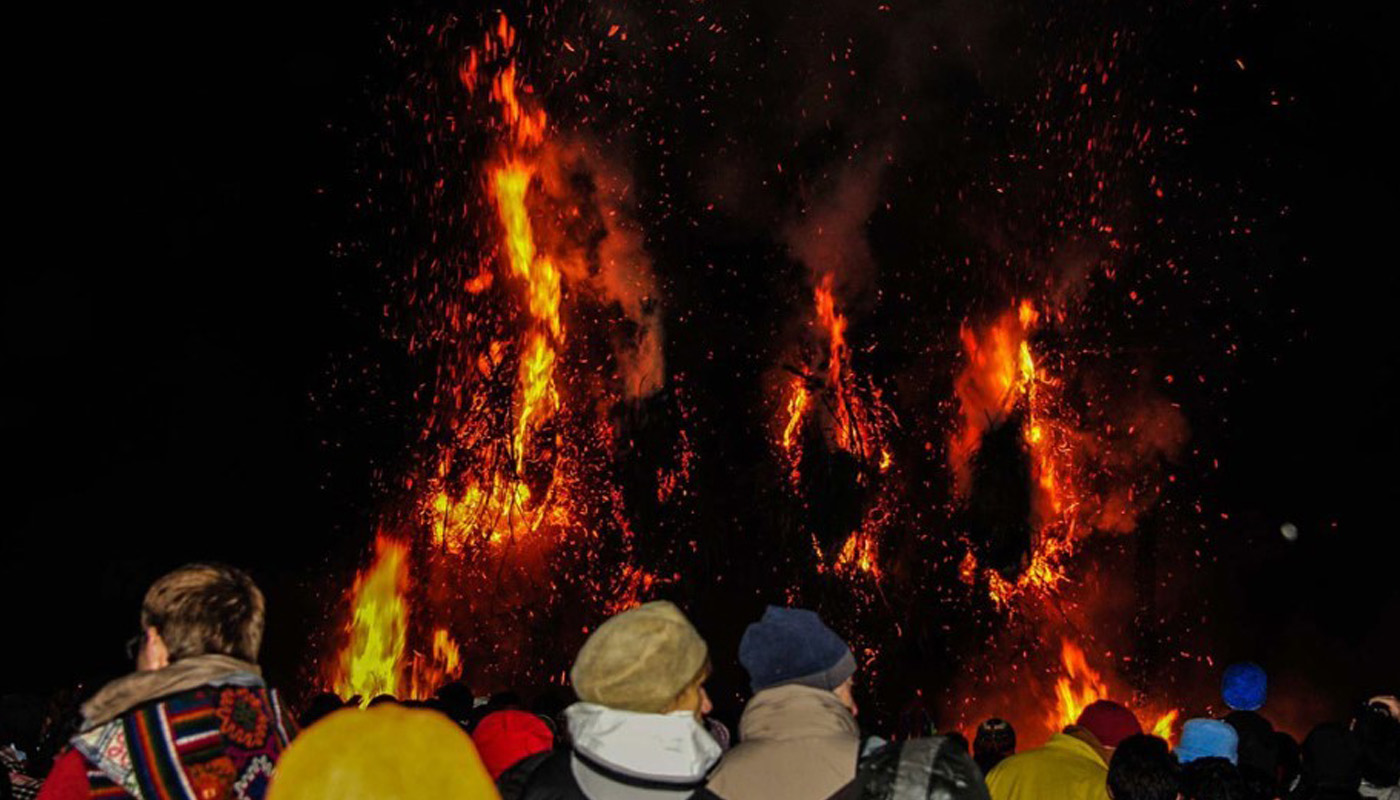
[519,749,719,800]
[827,737,991,800]
[498,750,554,800]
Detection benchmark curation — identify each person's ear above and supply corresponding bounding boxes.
[834,678,858,717]
[138,626,169,671]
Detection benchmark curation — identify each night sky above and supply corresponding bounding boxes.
[4,0,1396,728]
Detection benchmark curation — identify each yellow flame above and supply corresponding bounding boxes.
[782,380,810,453]
[491,159,563,473]
[334,536,409,704]
[1151,710,1180,742]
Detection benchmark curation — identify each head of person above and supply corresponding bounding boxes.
[1176,719,1240,766]
[433,682,475,729]
[570,600,711,719]
[1299,722,1362,794]
[973,718,1016,774]
[135,563,265,671]
[266,704,498,800]
[1223,710,1278,787]
[1353,700,1400,789]
[1221,663,1267,713]
[1078,700,1144,752]
[1109,734,1181,800]
[297,692,345,730]
[470,709,555,781]
[738,605,858,715]
[1181,757,1245,800]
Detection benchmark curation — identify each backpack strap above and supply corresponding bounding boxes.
[891,738,945,800]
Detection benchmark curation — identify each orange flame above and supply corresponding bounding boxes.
[781,378,810,477]
[781,276,891,466]
[1047,639,1180,745]
[1048,639,1111,734]
[950,300,1041,497]
[951,300,1085,607]
[778,275,897,580]
[835,529,880,576]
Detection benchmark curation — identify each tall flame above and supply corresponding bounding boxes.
[951,300,1082,606]
[333,535,409,703]
[777,275,897,579]
[426,13,568,555]
[331,13,669,697]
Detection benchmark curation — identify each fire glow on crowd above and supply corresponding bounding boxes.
[322,5,1234,747]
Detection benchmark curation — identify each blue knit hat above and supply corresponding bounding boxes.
[1175,718,1240,765]
[738,606,856,693]
[1222,662,1267,711]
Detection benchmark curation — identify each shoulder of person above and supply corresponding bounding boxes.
[830,736,990,800]
[518,749,583,800]
[497,750,556,800]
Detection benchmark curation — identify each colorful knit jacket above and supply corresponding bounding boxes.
[53,680,295,800]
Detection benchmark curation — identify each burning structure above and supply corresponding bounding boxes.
[318,3,1217,741]
[329,14,676,702]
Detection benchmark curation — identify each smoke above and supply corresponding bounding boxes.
[537,139,666,400]
[1085,392,1190,535]
[782,150,888,297]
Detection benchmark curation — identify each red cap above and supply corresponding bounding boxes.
[470,710,555,780]
[1076,700,1142,748]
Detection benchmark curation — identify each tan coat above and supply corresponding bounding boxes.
[706,684,860,800]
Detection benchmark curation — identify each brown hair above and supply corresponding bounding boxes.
[141,563,265,662]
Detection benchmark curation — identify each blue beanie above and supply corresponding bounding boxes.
[738,606,856,693]
[1175,718,1240,765]
[1222,662,1267,711]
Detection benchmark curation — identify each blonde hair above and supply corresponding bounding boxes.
[141,563,265,662]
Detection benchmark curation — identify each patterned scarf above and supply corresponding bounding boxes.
[81,655,263,732]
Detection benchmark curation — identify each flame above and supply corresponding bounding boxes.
[1151,710,1180,742]
[835,529,880,576]
[777,275,898,579]
[781,378,810,479]
[489,136,563,474]
[331,13,670,695]
[1048,639,1111,734]
[426,474,569,553]
[815,277,853,448]
[950,300,1042,497]
[780,276,892,467]
[1047,639,1180,745]
[951,300,1085,607]
[333,535,409,703]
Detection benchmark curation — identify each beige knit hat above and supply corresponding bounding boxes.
[570,601,708,713]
